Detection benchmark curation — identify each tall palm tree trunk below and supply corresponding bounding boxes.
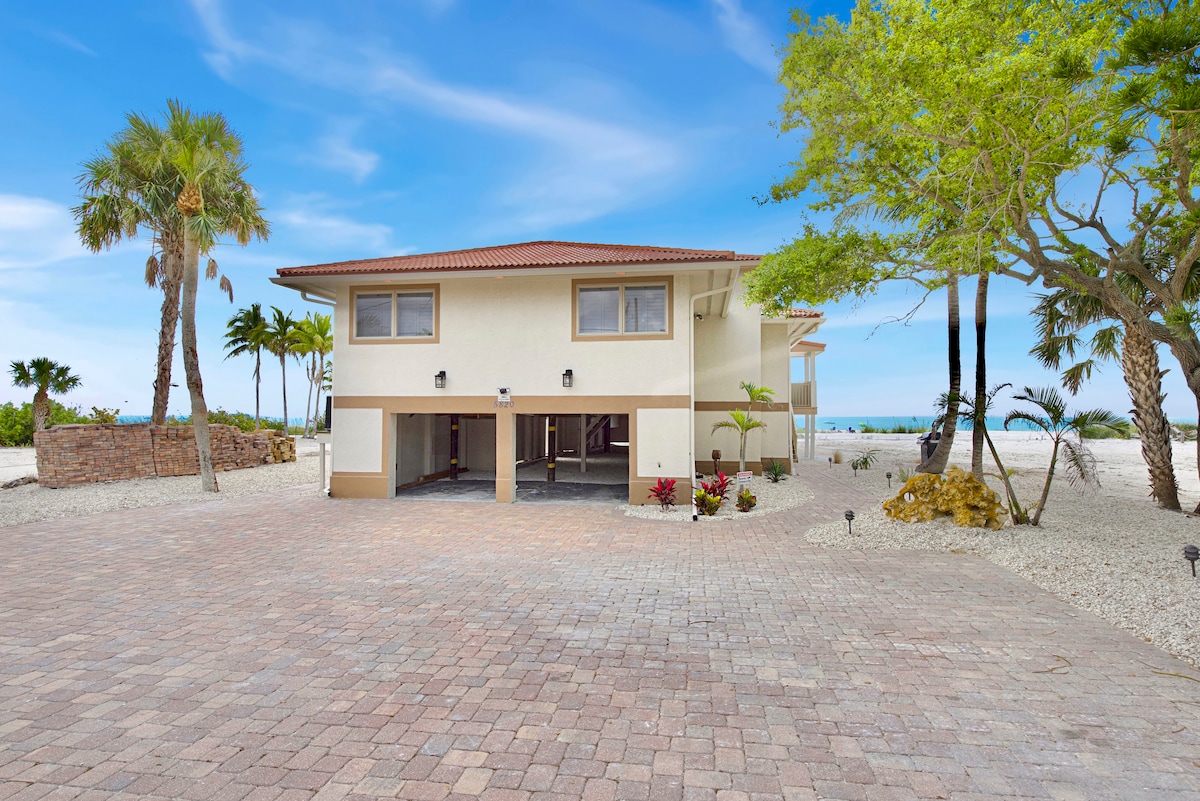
[151,246,183,426]
[971,271,989,479]
[303,354,316,438]
[1123,322,1180,510]
[180,224,218,493]
[921,270,961,474]
[313,354,326,432]
[253,349,261,430]
[280,355,289,434]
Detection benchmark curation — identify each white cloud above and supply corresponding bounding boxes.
[711,0,778,76]
[310,129,381,183]
[189,0,683,230]
[273,196,396,253]
[0,194,88,270]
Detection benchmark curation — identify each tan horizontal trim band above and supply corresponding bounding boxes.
[694,402,791,413]
[334,395,690,414]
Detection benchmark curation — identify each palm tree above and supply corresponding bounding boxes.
[1005,386,1124,527]
[953,383,1028,524]
[1031,284,1181,511]
[291,312,333,437]
[265,307,298,433]
[711,381,774,473]
[223,304,269,429]
[119,100,269,492]
[9,359,82,432]
[74,104,266,426]
[921,269,961,474]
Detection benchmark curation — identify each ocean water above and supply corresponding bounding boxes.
[800,415,1042,433]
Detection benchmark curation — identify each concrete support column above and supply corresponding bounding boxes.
[496,409,516,503]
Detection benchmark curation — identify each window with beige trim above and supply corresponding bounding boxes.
[577,282,668,336]
[352,288,437,341]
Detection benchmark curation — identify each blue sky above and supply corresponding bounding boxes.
[0,0,1182,421]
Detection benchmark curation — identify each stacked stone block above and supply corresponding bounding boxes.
[34,423,277,488]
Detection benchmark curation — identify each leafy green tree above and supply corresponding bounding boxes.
[291,312,333,437]
[75,103,267,426]
[224,303,269,429]
[1005,387,1124,526]
[265,307,298,433]
[711,381,773,473]
[0,401,91,446]
[9,359,82,432]
[119,100,268,492]
[765,0,1200,505]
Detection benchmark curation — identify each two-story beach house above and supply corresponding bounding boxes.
[272,241,823,504]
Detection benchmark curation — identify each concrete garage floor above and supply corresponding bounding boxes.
[400,452,629,504]
[1,463,1198,800]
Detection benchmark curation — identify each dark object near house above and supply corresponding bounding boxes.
[918,431,941,463]
[324,395,332,431]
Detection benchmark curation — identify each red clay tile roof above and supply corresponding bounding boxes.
[277,241,760,278]
[784,308,823,319]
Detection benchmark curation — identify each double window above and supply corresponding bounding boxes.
[353,287,438,341]
[576,281,670,337]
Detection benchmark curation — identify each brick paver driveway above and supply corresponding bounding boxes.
[3,466,1198,801]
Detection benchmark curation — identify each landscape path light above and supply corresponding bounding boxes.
[845,509,855,536]
[828,456,832,469]
[886,471,893,489]
[1185,544,1199,577]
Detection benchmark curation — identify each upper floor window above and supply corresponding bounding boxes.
[352,286,438,342]
[575,280,670,338]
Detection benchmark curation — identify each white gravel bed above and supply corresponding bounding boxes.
[623,474,814,521]
[0,449,327,528]
[810,432,1200,669]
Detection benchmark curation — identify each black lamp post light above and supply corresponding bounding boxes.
[828,456,833,469]
[434,370,447,389]
[845,509,855,536]
[886,471,892,489]
[1185,544,1199,577]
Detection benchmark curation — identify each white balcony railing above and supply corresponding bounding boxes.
[791,381,816,409]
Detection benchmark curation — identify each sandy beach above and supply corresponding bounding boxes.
[3,430,1198,668]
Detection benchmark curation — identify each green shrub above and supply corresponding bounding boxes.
[735,487,757,512]
[693,490,723,516]
[850,448,879,470]
[764,459,788,483]
[89,407,120,424]
[0,401,91,446]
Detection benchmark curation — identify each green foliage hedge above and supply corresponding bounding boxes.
[0,402,92,446]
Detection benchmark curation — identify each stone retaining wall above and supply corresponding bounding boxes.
[34,423,276,489]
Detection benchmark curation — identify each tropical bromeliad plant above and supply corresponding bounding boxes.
[9,358,82,432]
[712,381,774,473]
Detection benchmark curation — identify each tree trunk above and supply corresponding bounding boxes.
[32,390,50,431]
[921,270,961,474]
[971,270,989,479]
[1163,340,1200,513]
[738,433,747,473]
[151,243,183,426]
[1124,323,1180,510]
[1030,439,1060,527]
[313,354,326,433]
[303,354,316,437]
[253,349,261,430]
[280,355,289,434]
[181,228,218,492]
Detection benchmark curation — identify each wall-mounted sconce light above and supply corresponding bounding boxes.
[435,370,447,389]
[562,369,573,388]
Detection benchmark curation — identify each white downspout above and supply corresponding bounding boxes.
[689,277,739,521]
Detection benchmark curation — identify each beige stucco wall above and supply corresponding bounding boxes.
[636,408,692,478]
[334,273,691,399]
[332,408,383,473]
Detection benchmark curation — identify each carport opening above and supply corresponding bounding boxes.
[513,413,628,503]
[394,413,496,499]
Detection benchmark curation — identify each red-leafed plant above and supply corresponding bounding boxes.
[647,477,677,511]
[700,472,732,501]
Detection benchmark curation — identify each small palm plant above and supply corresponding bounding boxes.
[711,381,774,473]
[9,358,82,431]
[1005,386,1124,526]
